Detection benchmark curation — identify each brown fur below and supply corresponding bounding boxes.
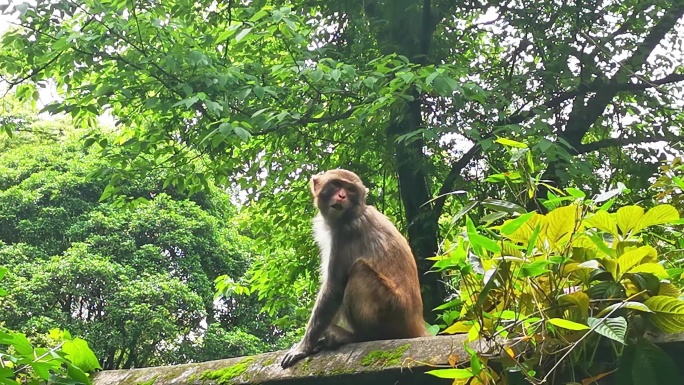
[281,169,428,369]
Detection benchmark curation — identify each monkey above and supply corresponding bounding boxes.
[281,169,428,369]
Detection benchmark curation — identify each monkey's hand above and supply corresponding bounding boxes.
[280,343,312,369]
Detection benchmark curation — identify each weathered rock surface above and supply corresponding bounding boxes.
[92,332,684,385]
[92,335,495,385]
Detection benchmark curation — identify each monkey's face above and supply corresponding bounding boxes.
[311,170,367,221]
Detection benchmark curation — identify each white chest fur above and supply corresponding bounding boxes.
[312,215,332,282]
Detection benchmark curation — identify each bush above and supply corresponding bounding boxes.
[428,141,684,385]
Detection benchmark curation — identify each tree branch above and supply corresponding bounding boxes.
[432,143,482,220]
[577,133,684,154]
[564,3,684,145]
[430,67,684,220]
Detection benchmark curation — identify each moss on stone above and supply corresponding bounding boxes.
[261,356,276,367]
[360,344,411,368]
[199,357,255,385]
[135,376,158,385]
[298,356,313,372]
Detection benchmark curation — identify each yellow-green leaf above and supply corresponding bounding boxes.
[627,263,668,278]
[632,204,680,234]
[546,205,578,246]
[584,211,618,236]
[617,246,657,276]
[425,368,474,379]
[560,291,590,320]
[443,321,473,334]
[494,137,528,148]
[503,213,546,246]
[616,205,644,235]
[644,296,684,333]
[548,318,590,330]
[597,301,653,317]
[659,282,681,298]
[467,323,481,342]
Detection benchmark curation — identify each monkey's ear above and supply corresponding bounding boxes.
[310,175,322,195]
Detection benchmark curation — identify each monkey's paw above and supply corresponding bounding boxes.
[281,344,311,369]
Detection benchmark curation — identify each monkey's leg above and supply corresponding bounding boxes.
[281,281,344,368]
[314,324,356,352]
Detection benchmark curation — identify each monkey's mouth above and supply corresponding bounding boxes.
[330,203,344,210]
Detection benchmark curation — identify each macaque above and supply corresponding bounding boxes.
[281,169,428,369]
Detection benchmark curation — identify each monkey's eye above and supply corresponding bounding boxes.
[330,180,343,188]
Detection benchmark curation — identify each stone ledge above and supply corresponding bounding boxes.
[92,332,684,385]
[92,335,493,385]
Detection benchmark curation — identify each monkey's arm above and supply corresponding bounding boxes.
[281,280,344,368]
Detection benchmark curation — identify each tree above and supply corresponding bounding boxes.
[0,106,289,368]
[1,0,682,321]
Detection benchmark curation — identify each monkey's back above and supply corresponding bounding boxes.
[337,205,428,340]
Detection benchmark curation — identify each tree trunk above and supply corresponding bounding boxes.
[387,97,444,323]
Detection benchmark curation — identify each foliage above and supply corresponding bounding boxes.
[0,109,291,368]
[428,139,684,384]
[0,266,100,385]
[2,0,683,321]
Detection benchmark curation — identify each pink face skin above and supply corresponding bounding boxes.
[311,172,366,221]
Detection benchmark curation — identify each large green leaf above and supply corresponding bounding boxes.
[545,205,578,245]
[644,296,684,333]
[632,204,680,234]
[584,211,618,236]
[616,205,644,235]
[62,338,102,372]
[587,316,627,344]
[616,246,657,276]
[615,339,681,385]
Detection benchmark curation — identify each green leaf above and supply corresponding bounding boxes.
[617,246,657,276]
[500,212,534,236]
[633,204,680,234]
[30,362,52,380]
[66,363,92,385]
[616,205,644,235]
[253,86,265,99]
[469,233,501,253]
[547,318,590,330]
[62,338,102,372]
[425,368,474,379]
[545,205,577,245]
[451,200,478,224]
[235,27,253,43]
[236,88,252,101]
[598,301,653,317]
[644,296,684,333]
[8,333,33,356]
[426,324,440,336]
[627,263,667,279]
[588,316,627,344]
[482,199,525,214]
[584,211,618,236]
[233,126,251,142]
[494,137,527,148]
[564,188,586,198]
[520,260,552,277]
[311,69,324,83]
[586,281,626,300]
[616,339,680,385]
[559,292,590,319]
